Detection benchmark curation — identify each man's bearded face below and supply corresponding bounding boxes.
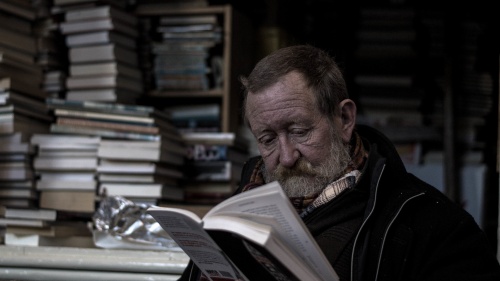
[263,126,351,197]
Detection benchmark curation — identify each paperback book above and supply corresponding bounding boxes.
[147,181,338,281]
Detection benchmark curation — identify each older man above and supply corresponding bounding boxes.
[179,45,500,281]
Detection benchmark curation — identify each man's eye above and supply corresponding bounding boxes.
[290,128,307,136]
[290,128,311,143]
[259,136,275,145]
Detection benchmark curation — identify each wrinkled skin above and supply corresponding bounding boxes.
[245,71,357,197]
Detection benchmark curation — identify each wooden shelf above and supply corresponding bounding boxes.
[135,4,253,133]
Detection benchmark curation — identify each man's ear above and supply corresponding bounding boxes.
[339,99,357,143]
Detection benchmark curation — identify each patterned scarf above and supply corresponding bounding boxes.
[241,131,368,215]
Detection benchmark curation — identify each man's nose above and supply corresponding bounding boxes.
[278,137,300,168]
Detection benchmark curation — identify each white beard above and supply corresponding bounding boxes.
[263,128,352,197]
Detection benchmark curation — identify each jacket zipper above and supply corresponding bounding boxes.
[374,192,424,281]
[350,164,385,281]
[350,164,425,281]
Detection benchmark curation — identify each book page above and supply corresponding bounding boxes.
[203,213,323,281]
[147,207,248,281]
[205,181,338,281]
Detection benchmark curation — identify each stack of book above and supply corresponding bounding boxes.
[0,1,39,83]
[46,97,173,140]
[45,98,187,205]
[180,132,248,205]
[134,0,208,11]
[30,133,100,214]
[150,13,222,91]
[33,0,68,97]
[0,133,37,209]
[0,2,52,136]
[0,78,53,136]
[58,3,142,103]
[41,70,67,98]
[0,206,94,247]
[353,7,423,129]
[0,2,53,209]
[421,13,494,151]
[165,103,220,132]
[353,7,440,166]
[97,139,186,205]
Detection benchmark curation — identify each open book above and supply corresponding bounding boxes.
[147,181,339,281]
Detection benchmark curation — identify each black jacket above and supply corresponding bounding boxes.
[179,125,500,281]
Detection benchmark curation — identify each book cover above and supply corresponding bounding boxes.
[98,140,185,165]
[181,132,249,152]
[0,188,37,199]
[33,146,98,158]
[64,5,137,25]
[46,98,169,118]
[1,103,52,123]
[66,74,142,93]
[157,23,218,33]
[60,18,138,37]
[159,15,217,25]
[6,221,90,237]
[37,171,96,182]
[55,117,160,134]
[184,160,242,181]
[181,132,235,146]
[0,90,49,114]
[0,198,36,208]
[97,159,184,179]
[0,166,35,181]
[0,141,34,154]
[5,233,96,248]
[0,7,32,34]
[33,157,98,171]
[0,114,50,135]
[0,45,35,65]
[1,207,57,221]
[98,182,184,201]
[166,103,220,120]
[0,26,36,54]
[98,145,185,166]
[0,1,36,20]
[66,88,139,103]
[0,218,47,228]
[69,61,141,79]
[186,144,248,164]
[39,190,95,213]
[165,103,220,130]
[160,30,222,42]
[97,173,178,185]
[31,133,101,145]
[50,124,162,141]
[66,31,137,49]
[69,43,138,66]
[0,77,46,99]
[36,178,97,191]
[51,108,156,124]
[0,55,42,81]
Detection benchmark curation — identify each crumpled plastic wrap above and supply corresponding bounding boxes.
[92,195,182,251]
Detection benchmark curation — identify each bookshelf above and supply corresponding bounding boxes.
[263,1,498,246]
[135,4,254,133]
[350,3,499,247]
